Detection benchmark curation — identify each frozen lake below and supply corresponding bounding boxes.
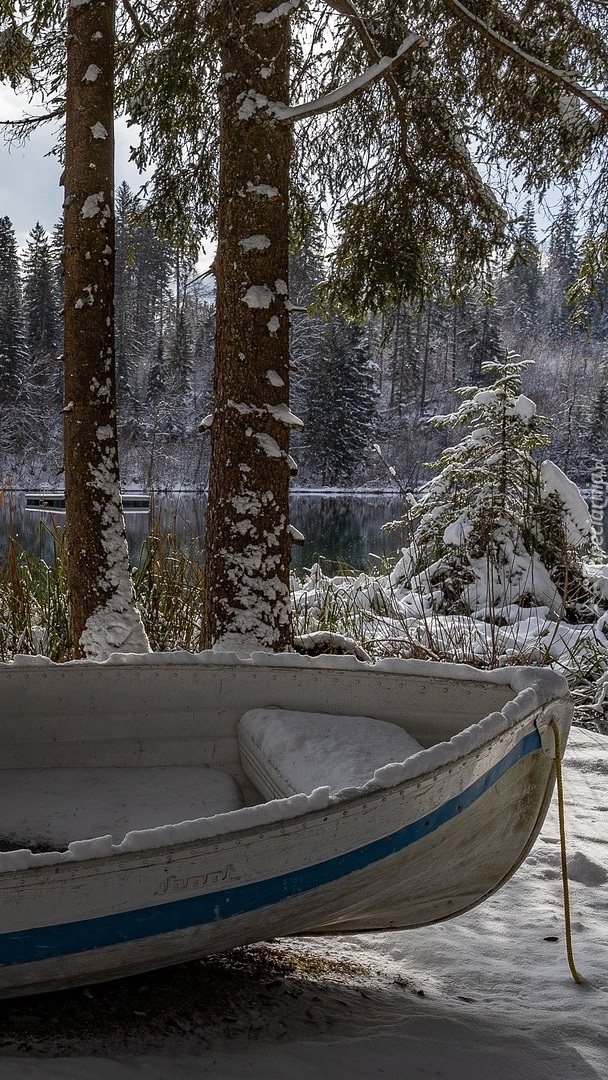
[0,491,408,574]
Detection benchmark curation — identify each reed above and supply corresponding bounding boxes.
[0,519,206,660]
[1,524,606,727]
[132,524,206,653]
[0,523,71,662]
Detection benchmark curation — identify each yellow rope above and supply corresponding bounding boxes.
[549,718,583,985]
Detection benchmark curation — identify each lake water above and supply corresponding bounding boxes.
[0,492,408,574]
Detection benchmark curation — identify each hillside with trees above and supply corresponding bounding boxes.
[1,193,607,498]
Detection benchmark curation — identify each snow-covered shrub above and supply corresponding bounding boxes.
[388,356,602,621]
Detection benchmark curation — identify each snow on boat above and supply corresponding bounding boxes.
[0,651,571,998]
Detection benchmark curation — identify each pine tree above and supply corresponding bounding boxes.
[22,222,60,363]
[392,357,597,619]
[385,303,422,412]
[62,0,149,659]
[192,299,216,420]
[201,0,294,652]
[0,215,25,402]
[505,201,542,333]
[114,182,170,419]
[289,221,328,470]
[168,250,196,414]
[545,197,580,337]
[115,180,140,410]
[466,299,503,383]
[301,318,378,485]
[585,368,608,463]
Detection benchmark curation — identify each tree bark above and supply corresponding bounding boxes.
[63,0,149,660]
[203,0,295,653]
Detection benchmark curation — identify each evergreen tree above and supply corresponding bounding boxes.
[545,197,580,337]
[466,299,503,383]
[506,201,542,333]
[386,303,423,412]
[49,218,64,357]
[168,250,196,413]
[0,215,25,402]
[147,340,166,406]
[392,357,596,619]
[289,221,328,464]
[115,180,140,409]
[22,222,60,362]
[301,318,378,485]
[192,299,215,419]
[63,0,149,659]
[585,366,608,463]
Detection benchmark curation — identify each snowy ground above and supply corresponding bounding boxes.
[0,725,605,1078]
[292,561,608,729]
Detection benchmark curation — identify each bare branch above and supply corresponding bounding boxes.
[276,32,425,122]
[444,0,608,119]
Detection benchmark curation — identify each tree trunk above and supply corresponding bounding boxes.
[63,0,149,660]
[203,0,294,653]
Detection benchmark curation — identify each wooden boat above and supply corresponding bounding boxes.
[0,651,571,998]
[25,492,150,514]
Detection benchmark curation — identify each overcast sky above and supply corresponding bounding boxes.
[0,84,146,248]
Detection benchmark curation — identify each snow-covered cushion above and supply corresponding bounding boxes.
[0,766,245,851]
[238,708,424,799]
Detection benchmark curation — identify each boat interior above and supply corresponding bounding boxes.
[0,661,519,855]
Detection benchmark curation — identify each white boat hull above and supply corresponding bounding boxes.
[0,652,571,997]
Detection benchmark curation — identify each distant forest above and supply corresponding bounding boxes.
[1,187,607,492]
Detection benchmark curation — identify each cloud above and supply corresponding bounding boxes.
[0,86,62,244]
[0,85,146,247]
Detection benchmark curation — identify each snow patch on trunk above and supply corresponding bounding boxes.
[239,234,272,251]
[78,465,150,661]
[254,432,283,457]
[81,192,104,218]
[246,181,280,198]
[243,285,274,309]
[266,402,303,428]
[238,92,269,120]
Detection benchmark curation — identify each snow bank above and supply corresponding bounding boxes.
[541,459,596,548]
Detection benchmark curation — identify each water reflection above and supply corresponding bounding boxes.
[290,493,407,573]
[0,491,409,573]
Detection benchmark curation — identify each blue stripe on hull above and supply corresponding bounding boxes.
[0,728,542,968]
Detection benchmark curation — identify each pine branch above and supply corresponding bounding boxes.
[322,0,417,151]
[0,107,64,140]
[322,0,507,225]
[444,0,608,119]
[276,32,425,122]
[121,0,148,42]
